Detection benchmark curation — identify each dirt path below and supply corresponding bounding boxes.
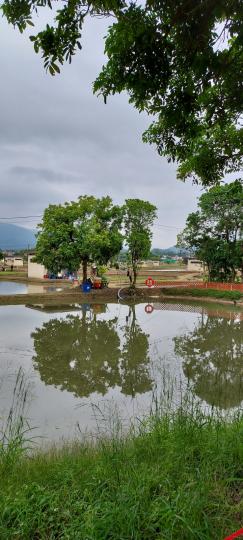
[0,286,242,307]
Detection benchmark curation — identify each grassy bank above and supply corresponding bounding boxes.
[0,285,242,306]
[161,287,242,302]
[1,408,243,539]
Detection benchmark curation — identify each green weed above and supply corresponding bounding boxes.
[1,404,243,539]
[0,368,36,469]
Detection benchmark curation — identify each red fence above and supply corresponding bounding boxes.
[145,278,243,292]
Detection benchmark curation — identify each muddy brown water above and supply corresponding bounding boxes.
[0,300,242,446]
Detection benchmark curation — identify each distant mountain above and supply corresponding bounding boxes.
[0,224,36,251]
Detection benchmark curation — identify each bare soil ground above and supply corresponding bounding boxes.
[0,286,242,307]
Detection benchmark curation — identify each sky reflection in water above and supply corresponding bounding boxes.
[0,301,242,444]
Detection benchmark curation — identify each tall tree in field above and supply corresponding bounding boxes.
[35,199,83,275]
[3,0,243,185]
[35,195,123,281]
[178,180,243,281]
[123,199,157,286]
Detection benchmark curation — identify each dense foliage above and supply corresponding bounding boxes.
[95,1,243,185]
[123,199,157,285]
[178,180,243,281]
[35,195,156,281]
[2,0,243,185]
[35,195,123,281]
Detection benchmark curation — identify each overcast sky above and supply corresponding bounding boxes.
[0,12,202,247]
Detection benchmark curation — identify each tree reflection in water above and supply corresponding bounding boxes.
[121,305,152,397]
[31,305,152,398]
[174,315,243,409]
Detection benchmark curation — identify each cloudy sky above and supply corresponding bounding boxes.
[0,11,202,247]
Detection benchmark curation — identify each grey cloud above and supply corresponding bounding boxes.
[9,166,81,185]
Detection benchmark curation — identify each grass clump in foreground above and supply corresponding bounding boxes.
[1,408,243,539]
[161,287,242,302]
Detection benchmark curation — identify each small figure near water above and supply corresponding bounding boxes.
[127,268,132,284]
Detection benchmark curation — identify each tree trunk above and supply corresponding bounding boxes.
[133,264,137,287]
[207,263,210,280]
[82,259,88,283]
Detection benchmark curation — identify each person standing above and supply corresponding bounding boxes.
[127,268,132,284]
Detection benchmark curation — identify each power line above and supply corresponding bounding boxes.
[0,222,39,226]
[0,215,42,220]
[155,224,182,230]
[0,214,183,231]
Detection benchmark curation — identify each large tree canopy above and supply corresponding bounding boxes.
[178,180,243,281]
[35,195,156,284]
[2,0,243,185]
[35,195,123,280]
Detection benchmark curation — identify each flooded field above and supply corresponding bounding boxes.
[0,281,28,295]
[0,300,242,445]
[0,281,66,295]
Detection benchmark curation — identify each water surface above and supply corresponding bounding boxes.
[0,281,27,295]
[0,300,242,445]
[0,281,65,295]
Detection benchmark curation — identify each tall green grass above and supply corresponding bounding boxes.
[0,368,35,468]
[1,402,243,539]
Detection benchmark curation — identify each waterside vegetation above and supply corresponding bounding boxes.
[1,405,243,539]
